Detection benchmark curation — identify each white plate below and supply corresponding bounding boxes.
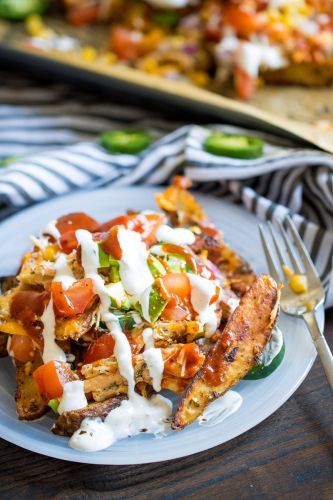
[0,187,321,464]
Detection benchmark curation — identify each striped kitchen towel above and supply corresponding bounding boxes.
[0,72,333,305]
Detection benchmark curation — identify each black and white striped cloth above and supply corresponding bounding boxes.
[1,73,333,305]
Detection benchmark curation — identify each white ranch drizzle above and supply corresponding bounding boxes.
[156,225,195,246]
[58,381,88,415]
[142,327,164,392]
[70,230,172,452]
[188,273,220,338]
[117,226,154,295]
[30,235,49,251]
[136,286,152,323]
[260,327,283,366]
[41,298,66,363]
[54,253,76,290]
[43,219,60,240]
[142,327,154,349]
[198,391,243,427]
[69,418,115,452]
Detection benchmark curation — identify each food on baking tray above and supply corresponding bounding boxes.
[0,176,283,452]
[19,0,333,99]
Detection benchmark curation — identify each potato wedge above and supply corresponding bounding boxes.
[15,354,49,420]
[191,232,256,296]
[172,274,281,430]
[52,396,126,437]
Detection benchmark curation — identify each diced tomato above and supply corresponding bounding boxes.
[98,213,164,245]
[158,273,194,321]
[9,335,35,363]
[164,344,205,379]
[100,225,122,260]
[110,26,141,61]
[234,66,257,100]
[84,333,115,364]
[160,302,192,321]
[10,290,50,323]
[52,279,96,317]
[59,230,78,254]
[56,212,99,235]
[33,361,75,401]
[67,4,99,26]
[158,273,191,301]
[221,4,266,37]
[55,212,99,254]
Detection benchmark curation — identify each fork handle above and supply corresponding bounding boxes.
[303,311,333,393]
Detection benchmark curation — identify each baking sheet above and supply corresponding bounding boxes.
[0,18,332,153]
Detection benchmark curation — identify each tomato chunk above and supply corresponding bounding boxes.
[9,335,35,363]
[55,212,99,254]
[100,226,122,260]
[110,26,141,61]
[221,4,266,37]
[67,4,99,26]
[52,279,96,317]
[33,361,75,401]
[158,273,194,321]
[158,273,191,301]
[99,213,164,245]
[234,66,257,101]
[10,290,50,323]
[84,333,115,364]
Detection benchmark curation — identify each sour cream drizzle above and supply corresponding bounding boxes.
[41,298,66,363]
[58,381,87,415]
[136,286,152,323]
[43,219,60,241]
[156,225,195,246]
[260,327,283,366]
[117,226,154,295]
[142,327,164,392]
[188,274,220,338]
[198,391,243,427]
[70,230,172,452]
[54,253,76,290]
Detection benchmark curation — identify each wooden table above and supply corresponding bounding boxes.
[0,311,332,499]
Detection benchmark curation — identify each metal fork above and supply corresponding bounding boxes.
[259,215,333,393]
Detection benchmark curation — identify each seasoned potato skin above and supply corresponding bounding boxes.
[172,275,281,430]
[52,396,126,436]
[15,355,49,421]
[191,232,256,296]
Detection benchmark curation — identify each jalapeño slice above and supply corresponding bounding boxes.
[0,0,48,20]
[204,132,263,159]
[101,130,152,154]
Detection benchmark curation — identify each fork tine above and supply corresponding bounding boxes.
[277,220,303,273]
[258,225,282,283]
[267,222,286,268]
[284,215,319,279]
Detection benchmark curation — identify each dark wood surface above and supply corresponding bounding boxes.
[0,311,332,500]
